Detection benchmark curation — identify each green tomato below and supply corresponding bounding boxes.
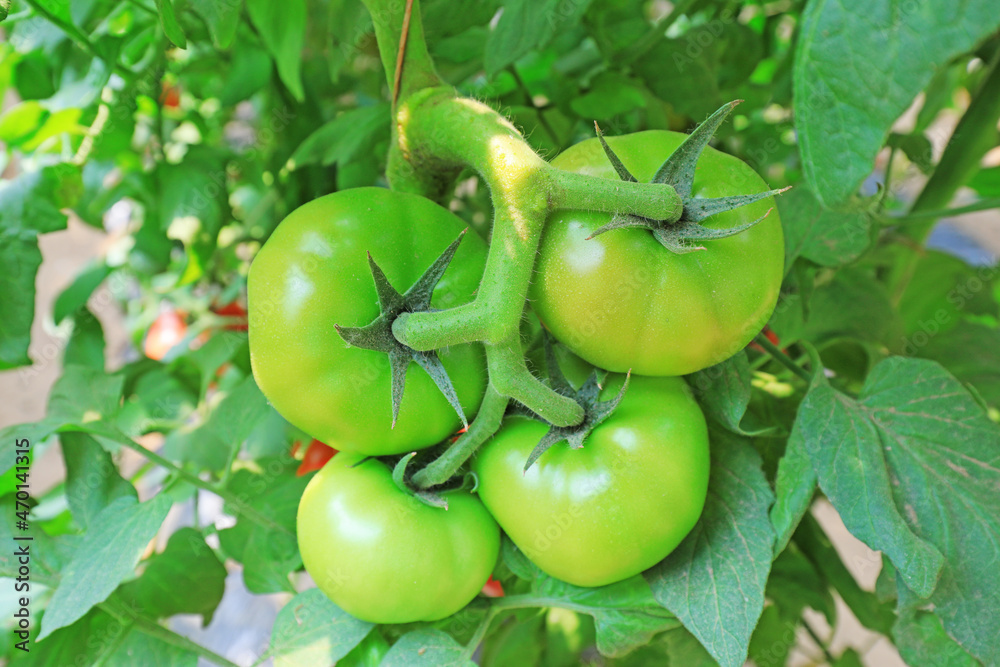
[473,374,709,587]
[532,131,784,376]
[248,187,488,455]
[297,452,500,623]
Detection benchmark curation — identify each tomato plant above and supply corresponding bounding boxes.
[5,0,1000,665]
[532,131,784,376]
[474,374,709,587]
[297,452,500,623]
[248,188,489,455]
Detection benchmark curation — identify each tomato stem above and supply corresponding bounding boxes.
[359,7,694,450]
[887,53,1000,303]
[753,333,812,382]
[412,386,509,489]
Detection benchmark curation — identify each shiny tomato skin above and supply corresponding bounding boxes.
[533,131,784,376]
[248,188,488,455]
[473,374,709,587]
[297,452,500,623]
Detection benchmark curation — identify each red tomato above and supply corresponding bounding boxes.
[160,82,181,109]
[296,439,338,476]
[144,309,187,361]
[480,575,504,598]
[213,301,249,331]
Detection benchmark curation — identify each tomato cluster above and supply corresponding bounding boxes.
[247,133,782,623]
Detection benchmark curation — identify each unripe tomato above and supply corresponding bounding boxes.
[533,131,784,376]
[248,188,488,455]
[473,374,709,587]
[297,453,500,623]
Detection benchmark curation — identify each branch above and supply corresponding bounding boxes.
[888,53,1000,302]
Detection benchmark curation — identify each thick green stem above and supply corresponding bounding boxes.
[392,90,682,351]
[360,3,679,446]
[412,385,509,488]
[548,170,682,220]
[488,334,584,427]
[889,54,1000,302]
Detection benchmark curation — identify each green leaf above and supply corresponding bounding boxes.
[633,36,722,120]
[117,527,227,625]
[779,187,873,270]
[569,72,646,121]
[0,0,8,22]
[770,268,899,347]
[794,366,944,596]
[217,457,308,593]
[917,321,1000,408]
[62,432,137,530]
[832,648,865,667]
[769,428,815,555]
[0,234,42,369]
[54,262,112,323]
[888,132,935,173]
[270,589,374,667]
[747,605,797,667]
[192,0,242,49]
[479,614,545,666]
[893,610,979,667]
[794,0,1000,206]
[0,100,47,145]
[155,0,188,48]
[64,307,107,369]
[157,149,232,286]
[658,627,716,666]
[645,428,775,667]
[185,331,248,394]
[767,546,836,625]
[220,41,272,104]
[0,495,82,583]
[796,357,1000,663]
[502,540,679,658]
[161,375,269,470]
[381,629,474,667]
[48,365,124,425]
[896,250,997,341]
[288,104,391,170]
[247,0,306,101]
[25,607,197,667]
[687,352,752,433]
[485,0,594,76]
[38,494,173,640]
[0,165,79,369]
[968,166,1000,197]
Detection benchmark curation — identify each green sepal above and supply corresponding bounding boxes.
[392,452,448,509]
[523,371,631,472]
[652,208,778,254]
[651,100,741,196]
[595,122,638,182]
[521,335,631,471]
[592,100,789,253]
[336,231,470,428]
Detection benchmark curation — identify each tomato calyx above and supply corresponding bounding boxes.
[590,100,790,254]
[335,231,470,429]
[517,337,631,471]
